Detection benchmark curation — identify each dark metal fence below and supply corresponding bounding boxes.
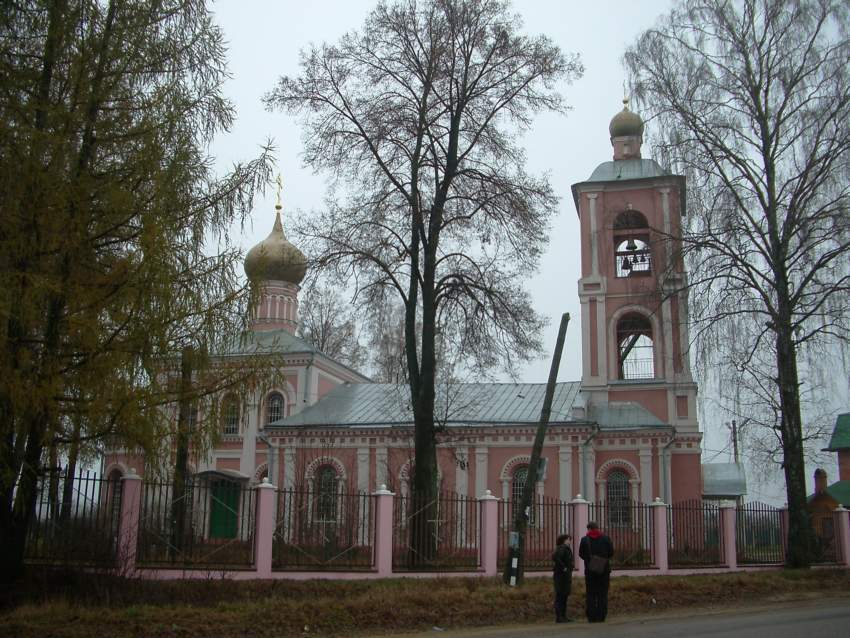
[392,490,479,571]
[498,497,574,571]
[811,510,840,564]
[736,501,785,564]
[272,487,375,570]
[668,500,723,567]
[24,469,122,567]
[589,502,655,568]
[136,476,256,568]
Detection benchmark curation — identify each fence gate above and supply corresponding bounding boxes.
[135,476,255,568]
[811,509,840,564]
[498,497,573,572]
[668,500,723,567]
[589,502,654,568]
[736,501,785,565]
[392,491,479,571]
[24,469,121,567]
[272,487,375,570]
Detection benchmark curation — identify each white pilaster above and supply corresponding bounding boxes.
[662,448,673,504]
[475,446,489,496]
[639,449,653,504]
[660,188,671,270]
[357,447,370,492]
[375,447,388,489]
[455,446,468,496]
[662,297,674,380]
[558,446,573,501]
[596,297,608,381]
[588,193,600,276]
[583,447,596,502]
[580,297,591,381]
[283,447,296,489]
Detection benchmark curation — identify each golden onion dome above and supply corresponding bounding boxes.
[609,98,645,138]
[244,210,307,285]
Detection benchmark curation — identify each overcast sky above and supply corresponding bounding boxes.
[211,0,673,380]
[208,0,842,503]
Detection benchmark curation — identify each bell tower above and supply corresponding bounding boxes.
[571,100,697,434]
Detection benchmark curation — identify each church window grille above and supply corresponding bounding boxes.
[266,392,284,426]
[222,395,239,436]
[511,465,535,525]
[316,465,339,522]
[606,469,631,527]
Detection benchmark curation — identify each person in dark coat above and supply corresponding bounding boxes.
[552,533,574,623]
[578,521,614,623]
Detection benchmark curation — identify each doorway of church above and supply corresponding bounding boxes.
[209,479,240,539]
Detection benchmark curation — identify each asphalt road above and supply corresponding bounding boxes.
[400,597,850,638]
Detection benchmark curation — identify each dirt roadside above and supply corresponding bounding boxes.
[391,592,850,638]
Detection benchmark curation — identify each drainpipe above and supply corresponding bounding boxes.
[661,427,677,504]
[581,425,600,498]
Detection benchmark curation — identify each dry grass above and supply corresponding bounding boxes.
[2,568,849,637]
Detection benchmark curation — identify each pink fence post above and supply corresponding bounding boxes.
[835,507,850,567]
[117,469,142,576]
[720,500,737,570]
[254,478,276,578]
[651,498,669,572]
[478,490,499,576]
[571,495,589,576]
[373,485,394,577]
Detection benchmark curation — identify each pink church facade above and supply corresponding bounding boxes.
[106,102,703,510]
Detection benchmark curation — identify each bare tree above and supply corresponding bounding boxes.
[297,282,367,371]
[365,300,409,384]
[626,0,850,567]
[265,2,581,559]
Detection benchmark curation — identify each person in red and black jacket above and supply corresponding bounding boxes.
[578,521,614,622]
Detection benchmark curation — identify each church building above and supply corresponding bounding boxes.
[107,102,704,509]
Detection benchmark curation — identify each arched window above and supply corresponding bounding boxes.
[613,210,651,277]
[606,469,631,527]
[186,403,198,432]
[512,465,528,508]
[316,465,338,522]
[511,465,536,525]
[265,392,284,427]
[616,313,654,379]
[222,394,240,436]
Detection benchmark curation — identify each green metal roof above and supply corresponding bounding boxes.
[587,401,666,429]
[270,382,584,429]
[586,158,668,183]
[826,480,850,507]
[825,413,850,451]
[216,328,319,356]
[702,462,747,498]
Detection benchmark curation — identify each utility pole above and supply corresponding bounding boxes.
[503,313,570,587]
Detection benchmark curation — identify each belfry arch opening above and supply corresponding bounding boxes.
[613,210,651,277]
[616,312,654,380]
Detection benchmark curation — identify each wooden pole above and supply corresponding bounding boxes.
[504,313,570,586]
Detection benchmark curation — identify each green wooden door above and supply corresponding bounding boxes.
[209,480,239,539]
